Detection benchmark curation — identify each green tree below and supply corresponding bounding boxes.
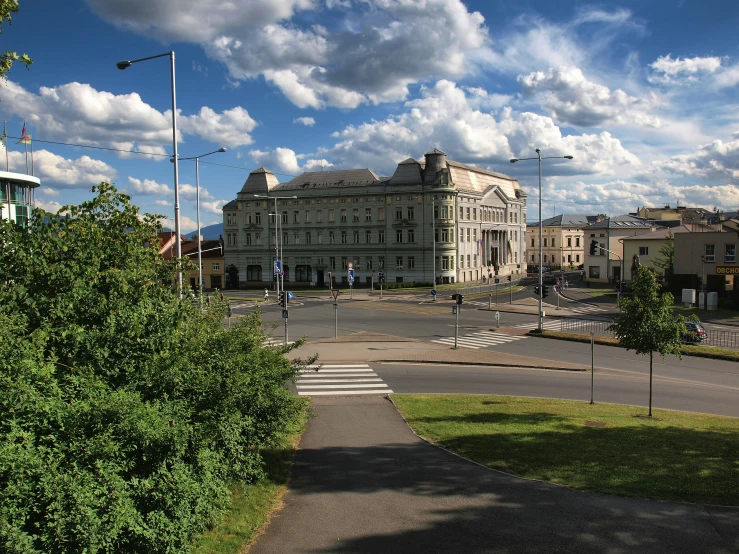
[652,232,674,287]
[0,184,312,553]
[1,1,33,81]
[609,265,685,417]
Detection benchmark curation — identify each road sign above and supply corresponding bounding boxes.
[282,309,288,319]
[495,311,500,320]
[274,260,282,274]
[431,289,437,296]
[452,306,457,315]
[348,262,353,269]
[331,288,340,300]
[288,291,293,300]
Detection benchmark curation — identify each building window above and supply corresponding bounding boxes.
[467,255,471,267]
[379,256,385,270]
[576,237,580,247]
[466,229,470,242]
[407,206,414,220]
[294,232,300,244]
[328,209,335,222]
[407,229,415,242]
[396,256,403,270]
[544,254,548,263]
[293,211,299,223]
[544,238,548,247]
[245,233,252,245]
[353,208,359,222]
[509,212,513,223]
[473,229,477,243]
[460,255,465,268]
[317,210,323,223]
[434,204,439,218]
[306,232,312,245]
[305,210,311,223]
[378,207,385,221]
[460,229,465,242]
[379,230,385,244]
[531,238,535,247]
[341,231,348,244]
[408,256,415,269]
[366,257,373,270]
[255,212,261,225]
[576,254,580,262]
[442,256,449,270]
[726,244,736,263]
[282,232,288,245]
[330,257,336,270]
[441,205,449,219]
[353,231,359,244]
[435,229,439,243]
[396,229,403,243]
[514,213,518,223]
[472,208,477,220]
[551,237,555,247]
[366,230,372,243]
[704,244,715,262]
[281,212,288,224]
[473,254,477,266]
[396,207,403,220]
[329,231,335,244]
[589,266,600,278]
[531,254,535,262]
[442,228,449,242]
[365,208,372,221]
[459,206,464,219]
[342,257,347,269]
[317,232,322,244]
[256,233,261,245]
[567,237,572,247]
[466,207,470,219]
[341,209,347,222]
[639,246,649,256]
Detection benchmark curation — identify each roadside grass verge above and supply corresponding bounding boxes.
[392,394,739,506]
[532,330,739,362]
[672,305,739,319]
[580,288,618,298]
[190,398,311,554]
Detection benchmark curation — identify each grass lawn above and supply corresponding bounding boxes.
[392,394,739,506]
[190,398,311,554]
[672,305,739,319]
[580,288,618,298]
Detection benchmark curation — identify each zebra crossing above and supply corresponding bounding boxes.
[295,364,392,396]
[566,304,607,314]
[431,331,528,349]
[511,321,562,331]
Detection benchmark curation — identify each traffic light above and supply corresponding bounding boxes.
[278,291,285,307]
[452,293,463,305]
[589,239,598,256]
[379,272,385,284]
[285,291,290,306]
[542,285,549,299]
[534,286,540,296]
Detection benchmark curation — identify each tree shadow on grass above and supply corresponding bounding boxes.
[408,411,565,426]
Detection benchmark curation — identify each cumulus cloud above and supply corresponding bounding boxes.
[201,199,229,214]
[648,55,722,84]
[650,133,739,180]
[0,80,258,154]
[0,144,116,187]
[127,176,172,195]
[518,66,660,128]
[317,80,639,176]
[88,0,490,108]
[250,147,332,175]
[34,198,66,214]
[294,117,316,126]
[42,187,60,196]
[153,199,171,206]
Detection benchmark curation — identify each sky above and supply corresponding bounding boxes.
[1,0,739,230]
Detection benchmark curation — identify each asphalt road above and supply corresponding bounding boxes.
[249,397,739,554]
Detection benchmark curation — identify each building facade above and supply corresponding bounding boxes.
[620,225,692,281]
[583,215,658,284]
[526,214,602,270]
[222,149,528,287]
[674,230,736,297]
[0,171,40,227]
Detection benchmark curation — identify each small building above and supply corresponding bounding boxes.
[583,215,660,284]
[0,171,40,227]
[674,230,737,299]
[526,214,604,270]
[620,225,692,281]
[182,237,225,291]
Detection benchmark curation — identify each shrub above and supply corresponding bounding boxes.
[0,184,311,553]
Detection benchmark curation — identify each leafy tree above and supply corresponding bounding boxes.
[1,1,33,81]
[652,232,674,287]
[609,265,685,417]
[0,184,313,553]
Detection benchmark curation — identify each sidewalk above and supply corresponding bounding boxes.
[249,396,739,554]
[287,332,589,371]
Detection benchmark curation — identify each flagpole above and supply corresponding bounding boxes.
[3,121,7,171]
[30,138,33,176]
[24,141,28,175]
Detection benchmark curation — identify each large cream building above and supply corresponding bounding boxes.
[526,214,602,270]
[222,149,528,288]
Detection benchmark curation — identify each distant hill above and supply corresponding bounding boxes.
[159,222,223,240]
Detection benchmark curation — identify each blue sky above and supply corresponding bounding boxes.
[2,0,738,230]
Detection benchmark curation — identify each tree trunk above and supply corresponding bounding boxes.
[648,351,653,418]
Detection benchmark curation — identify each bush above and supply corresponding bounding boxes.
[0,184,312,553]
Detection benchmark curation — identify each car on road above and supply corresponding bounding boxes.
[682,321,707,343]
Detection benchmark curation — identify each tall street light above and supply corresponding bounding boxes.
[510,149,573,332]
[117,51,183,296]
[254,194,297,299]
[174,148,226,303]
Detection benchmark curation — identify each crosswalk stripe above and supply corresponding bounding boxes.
[294,363,392,397]
[432,339,480,348]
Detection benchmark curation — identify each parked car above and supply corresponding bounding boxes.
[682,321,707,344]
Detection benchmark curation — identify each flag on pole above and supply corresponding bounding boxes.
[17,120,31,144]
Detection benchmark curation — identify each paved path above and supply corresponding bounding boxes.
[250,397,738,554]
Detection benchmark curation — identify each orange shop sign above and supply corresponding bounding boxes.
[715,266,739,275]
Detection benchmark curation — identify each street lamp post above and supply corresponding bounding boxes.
[255,194,297,300]
[175,148,226,304]
[117,51,183,296]
[431,196,436,290]
[510,150,573,331]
